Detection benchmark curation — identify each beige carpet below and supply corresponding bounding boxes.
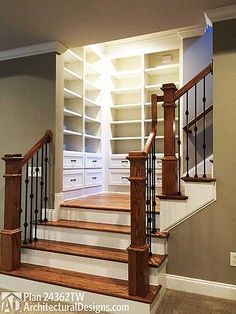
[156,289,236,314]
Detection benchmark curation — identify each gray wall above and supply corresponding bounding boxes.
[0,53,57,229]
[167,19,236,285]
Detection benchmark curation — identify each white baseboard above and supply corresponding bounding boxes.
[166,274,236,301]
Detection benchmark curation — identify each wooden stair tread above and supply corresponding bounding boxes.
[22,239,167,268]
[38,220,169,238]
[181,176,216,182]
[0,263,161,304]
[61,193,160,214]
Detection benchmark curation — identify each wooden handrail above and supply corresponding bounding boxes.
[20,129,53,167]
[175,63,212,100]
[183,104,213,132]
[0,129,53,272]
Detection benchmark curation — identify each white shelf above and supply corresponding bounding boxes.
[64,129,83,136]
[84,97,100,107]
[64,67,83,81]
[85,116,100,123]
[111,120,142,125]
[64,88,82,99]
[111,137,142,140]
[145,63,179,75]
[145,82,179,91]
[86,45,103,59]
[111,69,141,78]
[85,62,100,75]
[111,86,141,94]
[145,101,163,106]
[110,103,141,109]
[85,134,101,140]
[64,49,83,63]
[85,80,100,91]
[144,135,178,139]
[64,109,82,117]
[144,118,178,122]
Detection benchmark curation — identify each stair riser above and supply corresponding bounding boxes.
[60,207,160,228]
[35,226,167,254]
[0,274,159,314]
[21,249,165,285]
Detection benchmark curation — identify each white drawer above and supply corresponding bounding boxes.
[85,154,102,168]
[155,158,162,170]
[155,174,162,187]
[63,151,84,169]
[63,170,84,191]
[84,170,102,187]
[109,169,130,186]
[109,154,130,169]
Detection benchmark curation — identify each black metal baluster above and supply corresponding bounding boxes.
[177,98,181,194]
[23,163,29,245]
[44,143,48,222]
[202,77,207,178]
[194,84,198,178]
[19,172,23,227]
[185,91,190,177]
[40,146,44,222]
[151,142,157,234]
[146,157,150,249]
[34,151,39,241]
[148,152,152,255]
[29,157,34,243]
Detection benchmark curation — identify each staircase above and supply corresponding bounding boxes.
[0,63,215,313]
[1,194,167,313]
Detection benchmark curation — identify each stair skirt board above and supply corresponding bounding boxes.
[21,249,167,285]
[35,226,167,254]
[59,207,160,228]
[0,273,164,314]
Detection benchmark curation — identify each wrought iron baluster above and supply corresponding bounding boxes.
[23,163,29,245]
[19,172,23,227]
[40,146,44,222]
[44,143,48,222]
[151,142,156,234]
[202,76,207,178]
[185,91,190,177]
[194,84,198,178]
[29,157,34,243]
[34,151,39,241]
[177,99,181,194]
[148,152,152,255]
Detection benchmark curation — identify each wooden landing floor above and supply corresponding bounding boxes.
[62,192,160,212]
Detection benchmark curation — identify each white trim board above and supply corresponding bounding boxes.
[205,5,236,26]
[0,41,67,61]
[166,274,236,301]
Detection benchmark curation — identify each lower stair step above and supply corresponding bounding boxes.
[37,220,169,239]
[22,239,167,268]
[0,263,161,304]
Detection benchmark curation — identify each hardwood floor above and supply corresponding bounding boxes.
[22,239,167,268]
[0,263,161,303]
[61,192,160,213]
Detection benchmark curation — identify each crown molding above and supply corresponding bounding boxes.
[205,5,236,26]
[177,24,205,39]
[0,41,67,61]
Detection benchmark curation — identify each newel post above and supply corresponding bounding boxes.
[0,154,24,271]
[161,83,178,196]
[126,152,149,297]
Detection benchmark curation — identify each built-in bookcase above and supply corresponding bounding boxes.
[108,49,180,155]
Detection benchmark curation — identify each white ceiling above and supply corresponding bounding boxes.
[0,0,235,51]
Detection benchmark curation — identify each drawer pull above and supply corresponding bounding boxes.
[70,178,77,182]
[92,176,97,180]
[121,176,128,180]
[92,160,97,163]
[70,160,76,162]
[121,160,128,167]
